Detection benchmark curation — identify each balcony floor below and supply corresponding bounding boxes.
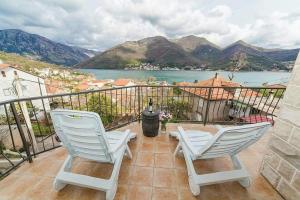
[0,122,283,200]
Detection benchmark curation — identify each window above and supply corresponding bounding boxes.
[14,71,18,75]
[1,71,6,77]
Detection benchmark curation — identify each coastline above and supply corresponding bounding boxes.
[79,69,291,86]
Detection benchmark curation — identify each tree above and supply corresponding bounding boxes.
[166,98,191,121]
[87,94,117,126]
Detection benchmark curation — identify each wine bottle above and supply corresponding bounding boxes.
[149,98,153,113]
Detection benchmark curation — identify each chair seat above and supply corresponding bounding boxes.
[184,130,213,153]
[106,131,134,153]
[107,131,136,140]
[170,130,212,151]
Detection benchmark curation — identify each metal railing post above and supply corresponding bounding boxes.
[138,86,141,123]
[203,88,212,126]
[10,102,33,163]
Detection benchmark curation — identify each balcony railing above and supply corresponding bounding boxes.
[0,85,285,178]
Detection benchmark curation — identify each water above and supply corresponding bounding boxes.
[79,69,291,86]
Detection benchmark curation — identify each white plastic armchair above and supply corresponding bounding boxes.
[174,122,271,196]
[50,109,134,200]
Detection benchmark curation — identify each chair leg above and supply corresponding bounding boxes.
[174,143,181,157]
[181,144,200,196]
[106,181,118,200]
[238,178,251,188]
[53,155,73,191]
[188,176,201,196]
[65,156,73,171]
[54,179,67,191]
[125,145,132,159]
[106,150,124,200]
[231,155,251,188]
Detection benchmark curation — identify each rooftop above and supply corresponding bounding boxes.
[0,63,12,69]
[176,74,260,100]
[113,79,133,86]
[0,122,283,200]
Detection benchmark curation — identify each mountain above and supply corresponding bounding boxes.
[78,36,200,69]
[78,35,299,71]
[173,35,222,65]
[0,29,96,66]
[212,40,279,71]
[173,35,220,52]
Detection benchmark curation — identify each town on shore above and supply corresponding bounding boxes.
[0,61,287,103]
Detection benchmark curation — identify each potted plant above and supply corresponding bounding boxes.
[159,111,172,133]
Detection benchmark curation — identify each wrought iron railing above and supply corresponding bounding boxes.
[0,85,285,178]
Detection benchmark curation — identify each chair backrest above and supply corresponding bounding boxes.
[198,122,271,158]
[50,109,114,163]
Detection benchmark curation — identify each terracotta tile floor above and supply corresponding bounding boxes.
[0,122,284,200]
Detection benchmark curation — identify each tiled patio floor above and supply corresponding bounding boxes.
[0,122,283,200]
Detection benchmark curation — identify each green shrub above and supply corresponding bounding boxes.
[166,98,191,120]
[32,122,52,136]
[87,94,117,126]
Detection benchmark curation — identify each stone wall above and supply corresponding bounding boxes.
[261,51,300,200]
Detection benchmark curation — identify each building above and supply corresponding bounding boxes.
[112,79,135,88]
[177,73,261,122]
[0,64,50,113]
[76,82,89,91]
[88,79,114,89]
[45,79,66,95]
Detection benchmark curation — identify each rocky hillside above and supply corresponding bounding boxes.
[0,29,96,66]
[77,35,299,71]
[78,36,200,69]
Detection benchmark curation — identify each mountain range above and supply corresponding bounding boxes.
[0,29,298,71]
[78,35,299,71]
[0,29,97,66]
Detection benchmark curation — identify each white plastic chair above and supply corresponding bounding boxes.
[50,109,135,200]
[174,122,271,195]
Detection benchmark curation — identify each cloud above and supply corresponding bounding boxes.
[0,0,299,50]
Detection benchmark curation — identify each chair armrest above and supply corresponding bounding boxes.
[108,129,130,154]
[177,126,199,156]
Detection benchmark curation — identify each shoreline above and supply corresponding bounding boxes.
[78,68,291,73]
[79,69,291,87]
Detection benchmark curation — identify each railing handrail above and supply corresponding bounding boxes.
[0,84,286,178]
[0,85,285,105]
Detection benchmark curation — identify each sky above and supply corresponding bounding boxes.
[0,0,300,51]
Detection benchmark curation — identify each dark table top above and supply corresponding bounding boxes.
[142,110,159,117]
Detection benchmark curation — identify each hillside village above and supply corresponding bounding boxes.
[0,52,155,101]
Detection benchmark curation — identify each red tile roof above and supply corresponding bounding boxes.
[92,80,107,83]
[177,74,240,100]
[0,64,12,69]
[76,83,89,91]
[113,79,132,86]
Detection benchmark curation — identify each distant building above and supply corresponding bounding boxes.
[76,82,89,91]
[45,79,66,95]
[177,73,260,121]
[89,79,114,88]
[112,79,135,87]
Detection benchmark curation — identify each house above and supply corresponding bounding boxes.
[112,79,135,88]
[89,79,114,89]
[0,63,50,113]
[177,73,260,122]
[76,82,89,91]
[45,79,66,95]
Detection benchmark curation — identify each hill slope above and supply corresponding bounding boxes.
[0,29,96,66]
[214,41,286,71]
[78,36,200,69]
[78,35,299,71]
